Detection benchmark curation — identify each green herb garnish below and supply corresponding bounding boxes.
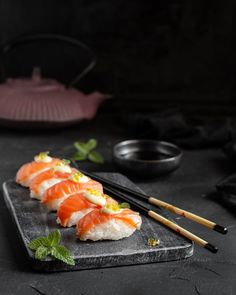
[62,159,71,165]
[28,230,75,265]
[73,139,104,164]
[88,150,104,164]
[69,172,87,182]
[147,238,160,247]
[35,151,50,161]
[119,202,131,209]
[39,151,50,157]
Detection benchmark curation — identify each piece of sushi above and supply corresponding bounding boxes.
[41,172,103,211]
[29,164,77,200]
[57,190,118,227]
[16,152,61,187]
[76,205,142,241]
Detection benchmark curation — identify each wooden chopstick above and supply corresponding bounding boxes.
[104,185,218,253]
[78,168,227,235]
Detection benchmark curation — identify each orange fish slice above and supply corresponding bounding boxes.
[41,179,103,211]
[57,193,117,227]
[16,158,61,187]
[29,168,77,200]
[76,208,141,240]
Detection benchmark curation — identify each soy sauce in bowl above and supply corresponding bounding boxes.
[121,151,171,161]
[113,140,182,177]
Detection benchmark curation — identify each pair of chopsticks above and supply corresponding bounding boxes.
[72,163,227,253]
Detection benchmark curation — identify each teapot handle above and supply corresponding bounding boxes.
[0,34,96,87]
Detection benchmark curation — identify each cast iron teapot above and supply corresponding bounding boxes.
[0,34,110,129]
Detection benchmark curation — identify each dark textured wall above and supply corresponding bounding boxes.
[0,1,235,113]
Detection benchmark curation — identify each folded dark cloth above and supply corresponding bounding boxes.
[123,109,233,149]
[216,175,236,213]
[124,108,236,209]
[223,140,236,161]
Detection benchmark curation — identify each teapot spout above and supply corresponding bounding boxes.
[82,91,112,119]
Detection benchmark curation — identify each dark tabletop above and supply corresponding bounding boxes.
[0,114,235,295]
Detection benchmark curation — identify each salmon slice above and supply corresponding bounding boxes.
[76,208,142,241]
[16,158,61,187]
[41,179,103,211]
[57,193,117,227]
[29,168,77,200]
[57,193,98,227]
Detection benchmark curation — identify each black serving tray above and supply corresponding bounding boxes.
[3,173,193,272]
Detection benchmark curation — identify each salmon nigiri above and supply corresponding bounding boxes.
[41,172,103,211]
[16,152,61,187]
[76,206,142,241]
[57,190,118,227]
[29,162,77,200]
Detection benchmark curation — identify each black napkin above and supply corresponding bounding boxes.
[123,108,236,208]
[123,109,233,148]
[223,140,236,161]
[215,137,236,210]
[216,174,236,213]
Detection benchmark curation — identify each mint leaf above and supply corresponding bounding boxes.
[88,150,104,164]
[35,246,51,260]
[51,245,75,266]
[62,159,71,165]
[48,230,61,246]
[74,141,88,156]
[28,230,75,266]
[84,139,97,152]
[119,202,130,209]
[73,151,87,161]
[28,237,50,250]
[73,139,104,164]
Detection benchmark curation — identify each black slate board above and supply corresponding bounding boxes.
[2,173,193,272]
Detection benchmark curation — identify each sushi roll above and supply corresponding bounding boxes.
[41,172,103,211]
[29,161,76,200]
[57,190,118,227]
[76,205,142,241]
[16,152,61,187]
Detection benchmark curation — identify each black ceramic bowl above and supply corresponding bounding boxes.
[113,140,182,177]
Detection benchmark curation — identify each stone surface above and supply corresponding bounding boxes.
[3,174,192,272]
